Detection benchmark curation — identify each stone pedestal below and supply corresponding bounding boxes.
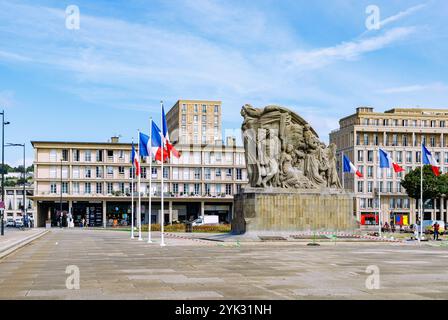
[232,187,356,234]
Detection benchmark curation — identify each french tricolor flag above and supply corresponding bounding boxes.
[139,123,167,162]
[343,155,363,177]
[131,143,140,176]
[379,148,404,173]
[422,144,440,176]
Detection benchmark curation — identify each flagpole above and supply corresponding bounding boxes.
[160,101,166,247]
[138,130,142,241]
[341,151,345,190]
[378,147,381,237]
[131,138,135,240]
[148,118,153,244]
[420,143,423,243]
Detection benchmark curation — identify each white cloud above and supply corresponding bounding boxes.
[378,82,448,94]
[380,3,427,28]
[284,27,416,70]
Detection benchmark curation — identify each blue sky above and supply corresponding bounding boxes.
[0,0,447,166]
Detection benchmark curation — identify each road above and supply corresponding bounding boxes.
[1,229,448,300]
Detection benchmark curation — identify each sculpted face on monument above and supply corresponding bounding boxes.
[241,104,342,190]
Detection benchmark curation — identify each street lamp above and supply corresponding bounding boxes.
[6,143,26,226]
[0,110,10,236]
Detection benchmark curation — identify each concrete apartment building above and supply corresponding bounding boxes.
[31,100,247,228]
[330,107,448,227]
[3,186,35,224]
[166,99,222,145]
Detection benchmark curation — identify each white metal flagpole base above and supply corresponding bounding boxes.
[147,239,153,243]
[160,242,166,247]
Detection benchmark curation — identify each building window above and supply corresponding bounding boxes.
[152,167,158,178]
[173,183,179,194]
[358,181,364,193]
[62,182,68,194]
[50,183,57,194]
[107,166,113,176]
[402,135,408,147]
[205,168,211,180]
[226,168,233,177]
[406,151,412,163]
[367,166,373,178]
[84,150,92,162]
[396,151,402,164]
[216,184,222,194]
[85,183,91,194]
[107,150,114,159]
[85,167,92,178]
[430,136,436,147]
[62,149,69,161]
[183,184,190,195]
[96,150,103,162]
[215,168,221,178]
[373,134,378,146]
[118,166,125,175]
[357,150,364,162]
[50,150,57,162]
[194,168,201,180]
[182,104,187,112]
[205,183,211,195]
[73,182,79,194]
[194,183,201,195]
[107,183,113,194]
[236,168,242,180]
[367,181,373,193]
[214,105,219,113]
[202,104,207,113]
[96,166,103,178]
[96,183,102,194]
[367,151,373,162]
[194,104,198,113]
[386,168,392,178]
[416,151,421,163]
[163,167,169,179]
[363,133,369,145]
[225,184,232,195]
[73,149,80,162]
[50,166,57,179]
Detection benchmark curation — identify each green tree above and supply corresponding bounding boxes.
[401,165,442,202]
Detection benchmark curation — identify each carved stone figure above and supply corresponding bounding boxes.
[241,104,342,190]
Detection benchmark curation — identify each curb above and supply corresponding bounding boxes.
[0,230,50,260]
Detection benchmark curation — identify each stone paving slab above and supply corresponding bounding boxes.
[1,228,448,300]
[0,228,49,258]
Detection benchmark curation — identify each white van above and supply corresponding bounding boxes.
[192,215,219,226]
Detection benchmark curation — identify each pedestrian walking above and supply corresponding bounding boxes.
[433,222,440,241]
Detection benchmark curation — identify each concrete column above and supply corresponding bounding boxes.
[433,199,437,221]
[47,207,51,221]
[169,201,173,225]
[201,201,205,219]
[440,197,445,222]
[103,201,107,228]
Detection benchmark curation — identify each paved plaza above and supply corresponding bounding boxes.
[1,229,448,300]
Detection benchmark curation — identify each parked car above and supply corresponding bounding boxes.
[14,217,24,228]
[6,217,15,227]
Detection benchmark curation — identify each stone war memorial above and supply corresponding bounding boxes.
[232,104,356,234]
